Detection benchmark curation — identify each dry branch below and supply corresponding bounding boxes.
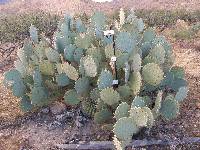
[55,137,200,149]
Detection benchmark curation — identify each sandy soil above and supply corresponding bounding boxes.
[1,0,200,16]
[0,1,200,149]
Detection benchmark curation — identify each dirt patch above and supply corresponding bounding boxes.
[1,0,200,16]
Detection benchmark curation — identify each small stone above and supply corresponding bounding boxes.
[56,114,67,122]
[50,102,66,115]
[47,121,62,130]
[41,107,50,114]
[75,116,87,127]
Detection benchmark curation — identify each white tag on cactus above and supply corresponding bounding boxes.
[111,56,117,62]
[113,80,118,85]
[103,30,114,36]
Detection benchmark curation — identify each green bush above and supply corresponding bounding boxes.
[1,9,200,43]
[135,9,200,27]
[0,11,60,43]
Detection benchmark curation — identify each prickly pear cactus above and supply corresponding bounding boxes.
[4,9,188,150]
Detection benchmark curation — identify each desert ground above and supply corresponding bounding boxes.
[0,0,200,150]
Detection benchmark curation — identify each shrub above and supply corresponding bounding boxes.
[0,11,60,43]
[3,9,188,149]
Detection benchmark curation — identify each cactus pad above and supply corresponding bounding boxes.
[129,107,148,127]
[64,44,76,62]
[75,77,90,95]
[129,72,142,96]
[39,60,55,76]
[20,95,33,112]
[63,62,79,81]
[113,117,139,141]
[83,55,97,77]
[74,48,84,63]
[129,53,141,72]
[131,96,146,108]
[114,102,130,121]
[100,87,120,106]
[31,87,48,106]
[90,88,100,101]
[45,48,60,63]
[97,69,113,90]
[142,63,164,86]
[160,95,179,120]
[117,85,132,100]
[115,32,136,53]
[64,89,80,105]
[94,108,112,124]
[152,91,163,118]
[175,86,188,102]
[56,73,70,87]
[29,25,38,43]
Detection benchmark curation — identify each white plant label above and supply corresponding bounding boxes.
[103,30,114,36]
[112,80,118,85]
[111,56,117,62]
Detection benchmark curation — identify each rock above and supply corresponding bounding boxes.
[75,116,87,127]
[47,121,62,130]
[50,102,66,115]
[41,107,50,114]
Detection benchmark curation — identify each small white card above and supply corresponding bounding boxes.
[112,80,118,85]
[103,30,114,36]
[111,56,117,62]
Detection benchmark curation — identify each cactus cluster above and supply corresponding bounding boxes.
[4,9,188,150]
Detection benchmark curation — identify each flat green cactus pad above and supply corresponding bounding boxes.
[63,62,79,81]
[152,91,163,118]
[131,96,146,108]
[160,95,179,120]
[64,89,80,106]
[31,87,48,106]
[74,48,84,63]
[114,102,130,121]
[141,107,154,128]
[90,88,100,101]
[75,77,90,95]
[75,34,91,49]
[20,95,33,112]
[12,81,26,97]
[39,60,55,76]
[91,11,106,29]
[97,69,113,90]
[175,86,188,102]
[4,69,22,86]
[115,32,136,53]
[129,72,142,96]
[14,60,27,77]
[117,85,132,100]
[129,53,141,72]
[56,73,70,87]
[64,44,76,62]
[100,87,120,106]
[45,48,60,63]
[142,63,164,86]
[29,25,38,43]
[83,55,97,77]
[113,117,139,141]
[94,108,112,124]
[129,107,148,127]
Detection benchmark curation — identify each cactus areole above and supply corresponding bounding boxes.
[4,9,188,150]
